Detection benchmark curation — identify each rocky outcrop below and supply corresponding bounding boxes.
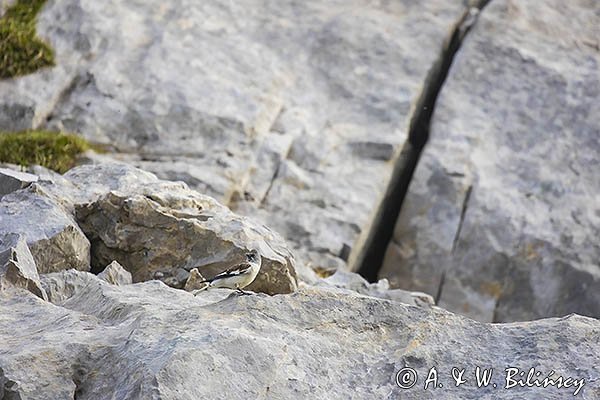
[0,234,46,300]
[97,260,132,286]
[0,167,38,198]
[0,186,91,273]
[0,0,485,275]
[74,167,298,294]
[0,163,298,294]
[315,269,435,309]
[0,270,597,399]
[1,1,599,396]
[380,0,600,322]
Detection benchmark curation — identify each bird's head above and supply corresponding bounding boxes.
[246,249,260,263]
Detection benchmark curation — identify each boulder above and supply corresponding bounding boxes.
[97,261,132,286]
[35,164,297,294]
[0,187,90,273]
[63,163,159,205]
[0,167,38,198]
[380,0,600,322]
[75,179,297,294]
[0,270,597,399]
[0,234,46,300]
[0,163,296,294]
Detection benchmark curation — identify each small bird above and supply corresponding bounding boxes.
[195,249,262,295]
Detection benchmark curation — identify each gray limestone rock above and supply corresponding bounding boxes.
[40,269,98,304]
[0,168,38,198]
[62,163,159,205]
[70,165,297,295]
[0,163,298,294]
[0,187,90,274]
[0,270,598,399]
[97,260,132,286]
[0,234,46,300]
[316,269,434,308]
[0,0,480,275]
[380,0,600,322]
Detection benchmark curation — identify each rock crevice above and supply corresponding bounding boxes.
[354,1,491,281]
[379,0,600,322]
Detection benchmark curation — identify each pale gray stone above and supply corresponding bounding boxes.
[0,168,38,198]
[70,165,297,295]
[0,270,597,399]
[0,234,46,300]
[97,261,132,286]
[40,269,98,304]
[0,163,298,294]
[381,0,600,322]
[0,0,480,275]
[316,269,434,308]
[0,187,90,273]
[63,163,159,206]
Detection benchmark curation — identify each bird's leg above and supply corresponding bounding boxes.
[236,285,251,295]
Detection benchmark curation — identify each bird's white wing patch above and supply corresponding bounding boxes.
[214,262,252,279]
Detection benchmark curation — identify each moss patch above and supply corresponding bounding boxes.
[0,0,55,79]
[0,130,90,173]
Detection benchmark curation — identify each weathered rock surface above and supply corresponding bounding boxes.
[0,271,598,399]
[316,269,435,309]
[97,260,132,286]
[62,163,158,206]
[0,168,38,198]
[0,163,298,294]
[76,182,298,294]
[381,0,600,322]
[0,234,46,300]
[0,0,484,274]
[65,164,297,294]
[0,186,91,273]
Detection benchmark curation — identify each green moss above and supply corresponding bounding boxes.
[0,0,55,79]
[0,130,90,173]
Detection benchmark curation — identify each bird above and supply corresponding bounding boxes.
[194,249,262,295]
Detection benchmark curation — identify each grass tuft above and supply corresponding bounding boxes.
[0,130,90,173]
[0,0,55,79]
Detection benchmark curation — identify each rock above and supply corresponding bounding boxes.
[183,268,207,292]
[380,0,600,322]
[0,162,297,294]
[347,141,396,161]
[97,261,132,286]
[0,0,483,275]
[0,270,598,399]
[0,167,38,198]
[70,165,297,295]
[0,187,90,273]
[316,269,434,308]
[40,269,98,304]
[62,163,159,205]
[0,234,46,300]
